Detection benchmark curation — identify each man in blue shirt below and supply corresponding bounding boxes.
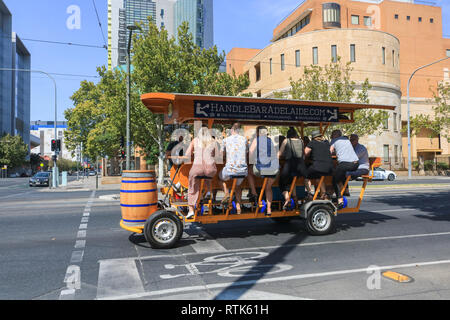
[346,134,370,180]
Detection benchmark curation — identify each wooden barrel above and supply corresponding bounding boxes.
[120,170,158,228]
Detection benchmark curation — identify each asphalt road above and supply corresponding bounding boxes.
[0,178,449,302]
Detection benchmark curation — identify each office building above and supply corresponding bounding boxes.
[0,1,31,154]
[227,0,450,169]
[108,0,213,70]
[30,121,76,161]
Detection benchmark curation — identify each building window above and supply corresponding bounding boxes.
[418,17,422,22]
[331,45,337,63]
[160,9,164,17]
[394,14,398,19]
[383,145,390,163]
[255,63,261,82]
[350,44,356,62]
[393,113,398,131]
[392,50,395,67]
[322,3,341,28]
[270,58,272,74]
[313,47,318,65]
[382,47,386,64]
[281,54,285,71]
[447,49,450,57]
[394,145,399,163]
[407,16,410,21]
[295,50,300,67]
[383,116,389,130]
[364,16,371,26]
[351,15,359,25]
[430,18,434,23]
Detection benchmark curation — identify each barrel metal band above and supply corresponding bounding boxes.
[122,173,155,178]
[121,180,156,183]
[120,203,158,207]
[120,189,157,193]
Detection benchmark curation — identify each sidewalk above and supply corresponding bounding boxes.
[39,175,121,193]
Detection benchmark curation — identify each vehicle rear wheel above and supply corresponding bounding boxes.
[144,210,183,249]
[305,205,335,236]
[387,174,395,181]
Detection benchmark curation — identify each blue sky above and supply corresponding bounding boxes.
[3,0,450,122]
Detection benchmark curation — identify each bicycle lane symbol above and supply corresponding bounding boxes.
[160,252,293,279]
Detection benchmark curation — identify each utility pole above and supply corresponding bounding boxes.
[126,25,138,171]
[406,56,450,178]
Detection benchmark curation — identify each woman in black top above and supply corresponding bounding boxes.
[278,127,307,209]
[304,130,333,200]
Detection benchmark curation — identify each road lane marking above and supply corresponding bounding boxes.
[382,271,413,283]
[189,225,227,254]
[75,240,86,249]
[96,259,145,300]
[99,230,450,263]
[98,258,450,300]
[59,190,95,300]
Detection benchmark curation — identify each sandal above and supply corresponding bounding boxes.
[282,199,290,210]
[221,194,230,205]
[320,193,331,200]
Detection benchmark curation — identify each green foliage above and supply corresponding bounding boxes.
[424,160,435,171]
[65,19,250,166]
[437,162,449,170]
[282,57,388,137]
[0,134,28,169]
[408,82,450,141]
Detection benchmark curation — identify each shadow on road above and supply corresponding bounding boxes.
[370,190,450,222]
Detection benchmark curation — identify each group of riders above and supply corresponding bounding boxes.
[167,122,370,219]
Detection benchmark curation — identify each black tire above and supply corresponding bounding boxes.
[305,205,335,236]
[387,174,395,181]
[144,210,183,249]
[271,217,294,224]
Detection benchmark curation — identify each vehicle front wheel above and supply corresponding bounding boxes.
[144,210,183,249]
[305,205,336,236]
[387,174,395,181]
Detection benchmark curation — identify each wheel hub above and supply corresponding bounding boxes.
[153,219,176,243]
[312,211,330,230]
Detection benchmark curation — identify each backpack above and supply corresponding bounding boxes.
[285,138,303,160]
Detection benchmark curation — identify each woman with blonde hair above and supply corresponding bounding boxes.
[185,126,217,218]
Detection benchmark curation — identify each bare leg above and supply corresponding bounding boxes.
[266,178,275,214]
[247,165,258,196]
[235,184,242,214]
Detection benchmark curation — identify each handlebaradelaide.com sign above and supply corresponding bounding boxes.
[194,100,339,122]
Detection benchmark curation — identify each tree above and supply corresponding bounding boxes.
[408,82,450,142]
[65,19,250,183]
[274,58,388,137]
[131,20,250,182]
[0,134,28,169]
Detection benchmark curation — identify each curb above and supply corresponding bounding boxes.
[98,194,120,200]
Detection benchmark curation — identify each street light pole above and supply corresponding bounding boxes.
[406,56,450,179]
[126,25,138,171]
[0,68,58,187]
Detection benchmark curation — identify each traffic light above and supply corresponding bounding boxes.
[120,136,124,148]
[56,139,61,152]
[121,150,125,159]
[51,139,56,151]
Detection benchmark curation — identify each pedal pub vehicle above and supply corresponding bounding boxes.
[119,93,393,249]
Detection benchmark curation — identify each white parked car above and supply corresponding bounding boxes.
[356,167,397,181]
[372,167,397,181]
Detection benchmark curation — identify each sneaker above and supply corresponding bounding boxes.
[186,210,195,219]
